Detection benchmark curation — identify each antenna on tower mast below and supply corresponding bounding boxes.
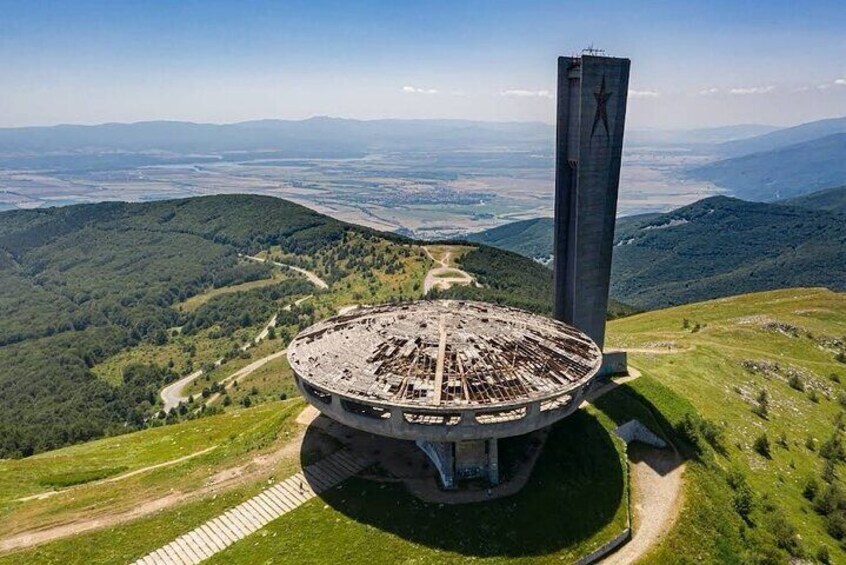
[582,44,606,56]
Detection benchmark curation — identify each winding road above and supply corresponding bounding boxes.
[159,251,327,413]
[160,296,311,412]
[241,254,328,289]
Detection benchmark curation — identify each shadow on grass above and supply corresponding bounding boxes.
[592,383,691,476]
[299,410,625,559]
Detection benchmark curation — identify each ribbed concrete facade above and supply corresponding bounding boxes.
[553,55,631,350]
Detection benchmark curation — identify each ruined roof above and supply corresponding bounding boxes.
[288,300,602,410]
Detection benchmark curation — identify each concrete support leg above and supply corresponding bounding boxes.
[487,438,499,485]
[417,438,500,488]
[416,439,455,489]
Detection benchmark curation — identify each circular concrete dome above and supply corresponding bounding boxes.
[288,300,603,441]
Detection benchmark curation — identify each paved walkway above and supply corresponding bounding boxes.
[133,448,371,565]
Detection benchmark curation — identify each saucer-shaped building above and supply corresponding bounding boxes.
[288,300,602,487]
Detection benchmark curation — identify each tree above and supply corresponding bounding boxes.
[753,389,769,419]
[753,433,771,458]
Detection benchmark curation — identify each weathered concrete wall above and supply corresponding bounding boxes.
[553,55,631,350]
[293,372,593,442]
[615,420,667,448]
[600,350,628,376]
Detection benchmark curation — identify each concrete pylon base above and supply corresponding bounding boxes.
[599,349,628,377]
[416,438,499,489]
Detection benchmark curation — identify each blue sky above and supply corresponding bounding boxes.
[1,0,844,128]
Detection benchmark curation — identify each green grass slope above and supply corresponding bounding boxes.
[204,409,629,565]
[2,280,844,564]
[606,288,846,563]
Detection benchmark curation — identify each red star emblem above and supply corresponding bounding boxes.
[591,76,613,138]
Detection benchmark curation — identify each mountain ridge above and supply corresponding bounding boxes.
[465,188,846,309]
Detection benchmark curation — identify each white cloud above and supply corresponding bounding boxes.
[629,89,659,99]
[698,87,720,95]
[835,78,846,86]
[500,89,554,99]
[401,86,439,94]
[728,85,775,95]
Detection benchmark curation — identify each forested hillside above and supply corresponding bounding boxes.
[466,212,660,261]
[611,196,846,308]
[431,245,638,319]
[465,217,554,260]
[465,191,846,310]
[779,184,846,214]
[0,195,379,458]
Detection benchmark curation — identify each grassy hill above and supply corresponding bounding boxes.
[4,191,846,563]
[3,288,844,564]
[605,288,846,564]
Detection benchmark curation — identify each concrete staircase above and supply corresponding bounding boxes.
[133,448,371,565]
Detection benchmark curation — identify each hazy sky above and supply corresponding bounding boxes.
[1,0,845,129]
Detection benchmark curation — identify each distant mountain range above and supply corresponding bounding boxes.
[717,115,846,157]
[466,185,846,309]
[686,116,846,201]
[777,183,846,213]
[625,124,779,147]
[0,117,552,157]
[687,133,846,201]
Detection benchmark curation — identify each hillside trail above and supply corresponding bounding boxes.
[422,246,476,294]
[14,447,218,504]
[600,444,685,565]
[584,365,687,565]
[0,410,320,555]
[241,253,328,289]
[160,295,312,411]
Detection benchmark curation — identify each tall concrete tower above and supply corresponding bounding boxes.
[552,54,630,350]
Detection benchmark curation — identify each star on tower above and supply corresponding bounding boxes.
[591,76,613,138]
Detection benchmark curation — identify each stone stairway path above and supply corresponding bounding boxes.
[132,448,371,565]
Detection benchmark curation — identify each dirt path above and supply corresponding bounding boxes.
[15,447,218,503]
[583,364,686,565]
[422,246,475,294]
[600,445,685,565]
[0,418,311,555]
[159,314,273,412]
[242,254,328,289]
